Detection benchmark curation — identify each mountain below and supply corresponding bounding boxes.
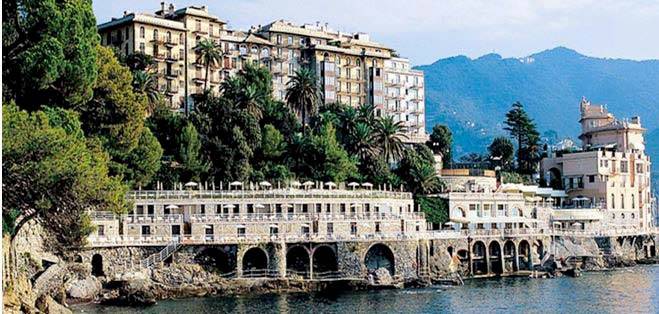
[416,47,659,163]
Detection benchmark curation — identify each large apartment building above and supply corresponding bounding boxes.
[97,3,427,142]
[541,98,653,230]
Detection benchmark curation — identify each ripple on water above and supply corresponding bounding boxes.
[73,265,659,314]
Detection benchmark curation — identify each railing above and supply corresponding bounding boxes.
[126,189,413,201]
[141,238,181,268]
[185,212,426,222]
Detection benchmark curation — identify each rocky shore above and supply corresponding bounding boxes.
[3,221,656,313]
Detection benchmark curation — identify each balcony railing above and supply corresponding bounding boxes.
[126,189,413,201]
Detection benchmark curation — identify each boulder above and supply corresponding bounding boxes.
[372,268,393,285]
[35,295,72,314]
[66,276,102,301]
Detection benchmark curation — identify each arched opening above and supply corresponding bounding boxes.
[518,240,531,271]
[91,254,104,277]
[471,241,487,275]
[242,247,268,277]
[548,168,562,190]
[75,255,83,263]
[447,246,454,257]
[195,247,234,274]
[488,241,503,275]
[503,240,518,272]
[365,243,395,276]
[286,246,310,278]
[312,246,338,273]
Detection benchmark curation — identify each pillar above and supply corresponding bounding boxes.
[275,242,286,278]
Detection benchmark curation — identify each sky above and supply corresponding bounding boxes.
[93,0,659,66]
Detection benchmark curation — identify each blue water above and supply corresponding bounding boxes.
[74,265,659,314]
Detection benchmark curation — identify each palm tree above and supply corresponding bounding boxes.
[410,163,444,194]
[357,103,376,125]
[285,68,320,129]
[132,70,161,113]
[374,116,408,163]
[238,85,263,120]
[350,122,379,161]
[195,39,223,91]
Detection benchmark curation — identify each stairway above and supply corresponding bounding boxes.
[141,238,181,269]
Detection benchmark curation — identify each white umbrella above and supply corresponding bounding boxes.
[282,204,293,208]
[254,204,265,209]
[289,181,301,187]
[302,181,314,186]
[324,182,337,188]
[223,204,235,209]
[361,182,373,188]
[165,204,179,209]
[348,182,360,190]
[259,181,272,187]
[230,181,243,186]
[184,182,198,187]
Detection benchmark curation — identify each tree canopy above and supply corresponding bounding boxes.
[3,0,99,110]
[504,101,540,174]
[3,103,127,253]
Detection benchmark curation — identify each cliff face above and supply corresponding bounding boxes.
[553,235,656,269]
[2,221,72,314]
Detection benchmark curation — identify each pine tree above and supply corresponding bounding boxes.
[504,102,540,174]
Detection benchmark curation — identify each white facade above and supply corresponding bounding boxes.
[383,57,427,143]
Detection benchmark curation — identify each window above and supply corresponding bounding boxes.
[166,31,171,42]
[140,27,145,38]
[621,161,629,173]
[139,43,145,53]
[276,34,282,44]
[153,29,158,40]
[589,175,595,183]
[98,225,105,236]
[251,46,258,55]
[350,222,357,235]
[209,24,214,36]
[179,33,184,44]
[375,222,381,233]
[171,225,181,236]
[287,36,293,45]
[237,227,246,237]
[632,194,635,208]
[195,19,201,31]
[200,204,206,214]
[621,194,625,209]
[270,225,278,236]
[327,223,334,234]
[611,194,615,209]
[301,225,310,235]
[141,225,151,235]
[340,204,346,213]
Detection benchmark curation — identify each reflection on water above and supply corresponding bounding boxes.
[74,265,658,314]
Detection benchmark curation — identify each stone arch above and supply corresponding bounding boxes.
[503,240,518,272]
[548,167,562,190]
[286,245,311,277]
[471,241,487,275]
[488,241,503,275]
[242,247,268,276]
[453,206,467,218]
[518,240,531,271]
[312,245,338,273]
[195,247,233,274]
[75,254,84,263]
[364,243,395,276]
[91,254,104,277]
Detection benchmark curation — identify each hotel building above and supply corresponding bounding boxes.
[97,3,427,142]
[541,98,653,231]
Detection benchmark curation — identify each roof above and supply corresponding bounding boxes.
[170,6,225,23]
[98,13,186,31]
[221,31,272,46]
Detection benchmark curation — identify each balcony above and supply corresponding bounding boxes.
[165,54,179,63]
[153,53,166,61]
[164,69,180,79]
[192,28,208,35]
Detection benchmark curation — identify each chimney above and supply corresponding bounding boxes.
[123,11,128,16]
[160,2,165,12]
[168,3,175,12]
